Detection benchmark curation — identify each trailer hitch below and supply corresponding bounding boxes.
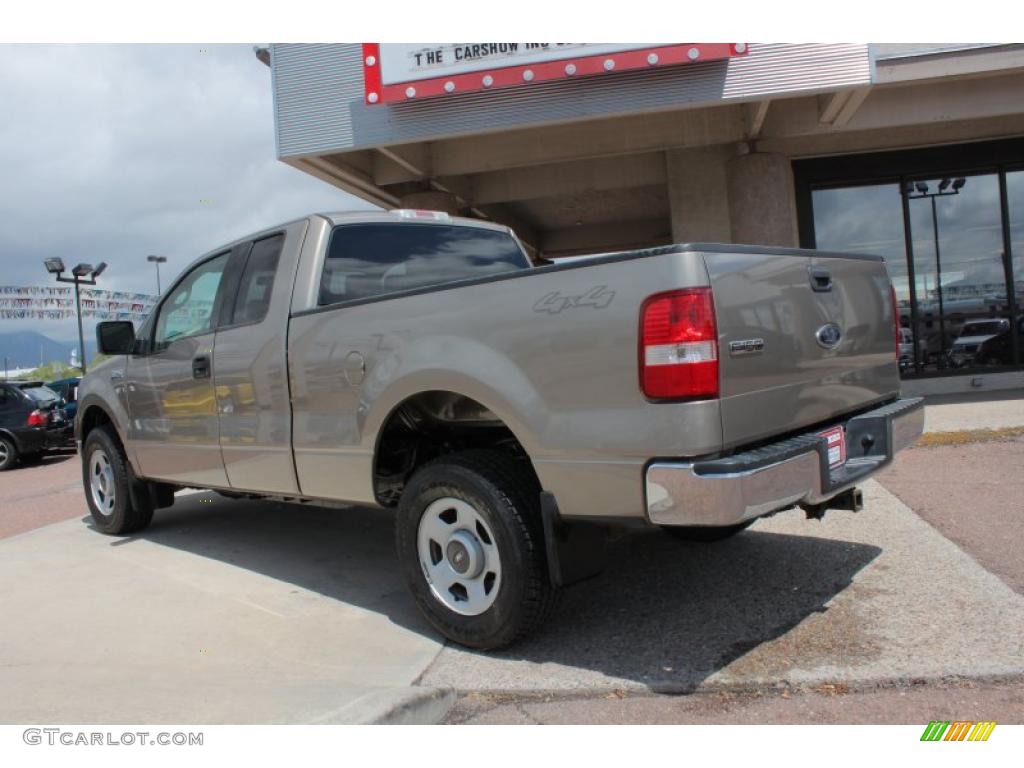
[801,487,864,520]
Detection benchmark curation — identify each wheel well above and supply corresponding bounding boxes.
[80,405,117,446]
[373,390,534,506]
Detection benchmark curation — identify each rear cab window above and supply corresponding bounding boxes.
[21,386,59,404]
[228,234,284,326]
[318,223,529,306]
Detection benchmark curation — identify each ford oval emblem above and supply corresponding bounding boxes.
[816,323,843,349]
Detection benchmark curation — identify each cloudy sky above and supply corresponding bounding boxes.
[0,44,375,341]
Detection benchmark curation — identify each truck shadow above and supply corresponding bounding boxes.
[118,493,881,692]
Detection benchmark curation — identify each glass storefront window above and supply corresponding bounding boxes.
[811,171,1023,375]
[906,174,1014,371]
[1008,170,1024,316]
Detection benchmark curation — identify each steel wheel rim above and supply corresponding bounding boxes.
[417,497,501,616]
[0,441,8,464]
[89,450,116,517]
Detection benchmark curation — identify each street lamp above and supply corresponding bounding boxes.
[41,259,106,376]
[147,255,167,295]
[906,178,967,362]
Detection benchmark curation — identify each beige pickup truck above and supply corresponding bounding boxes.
[77,210,923,648]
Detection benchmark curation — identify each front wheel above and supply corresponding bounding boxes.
[661,520,755,542]
[395,450,558,650]
[82,426,154,535]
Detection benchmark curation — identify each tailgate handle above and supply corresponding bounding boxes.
[808,266,833,292]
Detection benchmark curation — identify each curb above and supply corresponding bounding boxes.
[319,687,456,725]
[440,669,1024,705]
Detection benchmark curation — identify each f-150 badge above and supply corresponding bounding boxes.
[728,338,765,356]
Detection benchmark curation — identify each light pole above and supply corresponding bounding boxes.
[147,255,167,295]
[906,177,966,364]
[43,258,107,376]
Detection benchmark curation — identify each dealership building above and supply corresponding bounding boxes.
[259,43,1024,387]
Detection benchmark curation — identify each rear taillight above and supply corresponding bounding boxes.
[27,410,47,427]
[890,284,900,361]
[640,288,719,400]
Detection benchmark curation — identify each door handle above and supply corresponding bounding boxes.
[192,355,211,379]
[808,265,833,292]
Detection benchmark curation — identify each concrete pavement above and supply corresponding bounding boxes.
[922,390,1024,433]
[0,494,446,724]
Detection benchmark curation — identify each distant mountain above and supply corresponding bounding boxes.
[0,330,97,370]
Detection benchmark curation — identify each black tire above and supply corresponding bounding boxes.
[661,520,755,542]
[81,426,154,535]
[0,435,18,471]
[395,450,558,650]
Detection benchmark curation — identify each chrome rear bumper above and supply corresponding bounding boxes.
[645,397,925,527]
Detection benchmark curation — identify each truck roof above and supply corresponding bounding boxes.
[319,210,512,234]
[170,211,517,295]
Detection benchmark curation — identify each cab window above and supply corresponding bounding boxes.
[318,223,528,305]
[154,253,229,349]
[229,234,283,326]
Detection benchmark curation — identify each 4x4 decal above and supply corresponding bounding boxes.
[533,285,616,314]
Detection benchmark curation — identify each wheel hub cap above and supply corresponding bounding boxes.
[89,450,116,517]
[445,530,484,578]
[417,497,501,616]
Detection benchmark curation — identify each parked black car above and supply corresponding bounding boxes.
[0,382,72,470]
[46,376,82,421]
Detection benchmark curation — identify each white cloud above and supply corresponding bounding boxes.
[0,43,376,340]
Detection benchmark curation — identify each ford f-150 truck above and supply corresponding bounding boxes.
[76,209,923,648]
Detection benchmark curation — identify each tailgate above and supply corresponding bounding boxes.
[704,248,900,449]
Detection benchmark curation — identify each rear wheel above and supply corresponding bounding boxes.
[661,520,755,542]
[396,450,558,649]
[82,426,154,535]
[0,436,17,471]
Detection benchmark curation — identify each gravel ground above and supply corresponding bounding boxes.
[876,440,1024,593]
[0,450,83,540]
[446,678,1024,724]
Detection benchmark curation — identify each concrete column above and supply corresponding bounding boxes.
[666,146,732,243]
[397,191,461,215]
[725,151,799,247]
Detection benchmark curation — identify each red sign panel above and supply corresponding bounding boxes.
[362,43,748,105]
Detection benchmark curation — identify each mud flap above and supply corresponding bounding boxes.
[540,491,608,588]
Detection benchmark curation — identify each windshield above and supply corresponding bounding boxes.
[960,321,1006,336]
[21,386,60,403]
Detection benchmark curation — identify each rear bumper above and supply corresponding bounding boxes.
[46,424,74,448]
[645,397,924,527]
[7,427,47,455]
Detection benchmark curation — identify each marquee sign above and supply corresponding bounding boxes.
[362,43,747,105]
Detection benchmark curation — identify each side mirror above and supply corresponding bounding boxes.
[96,321,136,355]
